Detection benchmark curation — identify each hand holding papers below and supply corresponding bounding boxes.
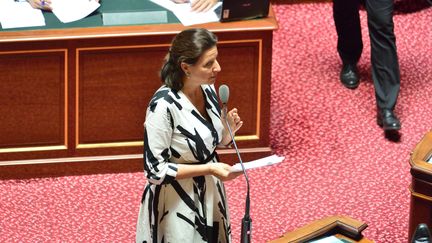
[172,2,221,26]
[150,0,221,26]
[230,155,285,172]
[27,0,52,11]
[188,0,219,13]
[0,0,101,29]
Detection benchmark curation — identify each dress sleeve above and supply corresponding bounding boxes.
[143,101,178,185]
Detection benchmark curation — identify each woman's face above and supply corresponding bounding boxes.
[183,46,221,85]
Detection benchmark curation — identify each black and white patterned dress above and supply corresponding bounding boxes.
[136,84,232,243]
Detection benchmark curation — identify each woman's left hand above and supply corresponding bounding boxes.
[221,108,243,147]
[225,108,243,133]
[28,0,99,11]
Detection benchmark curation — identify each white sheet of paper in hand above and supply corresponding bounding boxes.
[230,155,284,172]
[51,0,100,23]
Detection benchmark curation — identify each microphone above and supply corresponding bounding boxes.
[219,84,229,116]
[218,84,252,243]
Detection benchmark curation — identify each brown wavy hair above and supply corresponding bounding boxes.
[160,28,218,91]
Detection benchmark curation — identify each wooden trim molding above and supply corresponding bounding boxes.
[410,130,432,173]
[0,146,271,166]
[410,185,432,202]
[0,145,68,154]
[268,215,370,243]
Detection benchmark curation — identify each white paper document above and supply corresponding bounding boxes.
[308,236,346,243]
[172,2,221,26]
[0,0,45,29]
[150,0,177,12]
[150,0,221,26]
[230,155,285,172]
[51,0,100,23]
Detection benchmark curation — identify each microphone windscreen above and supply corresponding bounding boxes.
[219,84,230,104]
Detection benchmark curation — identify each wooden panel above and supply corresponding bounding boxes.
[76,40,263,148]
[409,183,432,241]
[0,50,67,152]
[217,40,260,138]
[77,45,168,147]
[0,7,276,168]
[409,131,432,240]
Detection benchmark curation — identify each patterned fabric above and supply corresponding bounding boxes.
[136,84,232,243]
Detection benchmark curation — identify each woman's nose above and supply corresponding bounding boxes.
[213,60,221,72]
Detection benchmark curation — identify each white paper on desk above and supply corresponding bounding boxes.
[172,2,221,26]
[51,0,100,23]
[0,0,45,29]
[230,155,285,172]
[150,0,221,26]
[150,0,177,12]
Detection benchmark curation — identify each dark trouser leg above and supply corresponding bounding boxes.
[333,0,362,64]
[365,0,400,110]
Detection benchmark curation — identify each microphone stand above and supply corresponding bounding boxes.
[223,106,252,243]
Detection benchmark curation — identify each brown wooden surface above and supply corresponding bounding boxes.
[0,50,66,148]
[0,8,278,177]
[408,131,432,241]
[268,215,372,243]
[0,8,278,43]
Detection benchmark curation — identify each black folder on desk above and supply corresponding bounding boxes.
[216,0,270,22]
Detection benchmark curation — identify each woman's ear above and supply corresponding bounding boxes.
[180,62,190,76]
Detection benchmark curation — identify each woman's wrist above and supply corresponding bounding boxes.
[221,133,233,146]
[224,139,233,147]
[207,163,214,176]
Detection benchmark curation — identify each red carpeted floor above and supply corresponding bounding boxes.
[1,2,431,243]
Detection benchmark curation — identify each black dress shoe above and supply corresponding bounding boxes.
[340,63,360,89]
[411,223,432,243]
[377,109,401,131]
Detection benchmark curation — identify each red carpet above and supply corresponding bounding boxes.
[1,3,431,243]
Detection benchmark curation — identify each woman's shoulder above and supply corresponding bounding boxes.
[148,85,182,112]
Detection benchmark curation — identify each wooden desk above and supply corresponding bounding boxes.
[268,215,373,243]
[408,131,432,240]
[0,6,278,177]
